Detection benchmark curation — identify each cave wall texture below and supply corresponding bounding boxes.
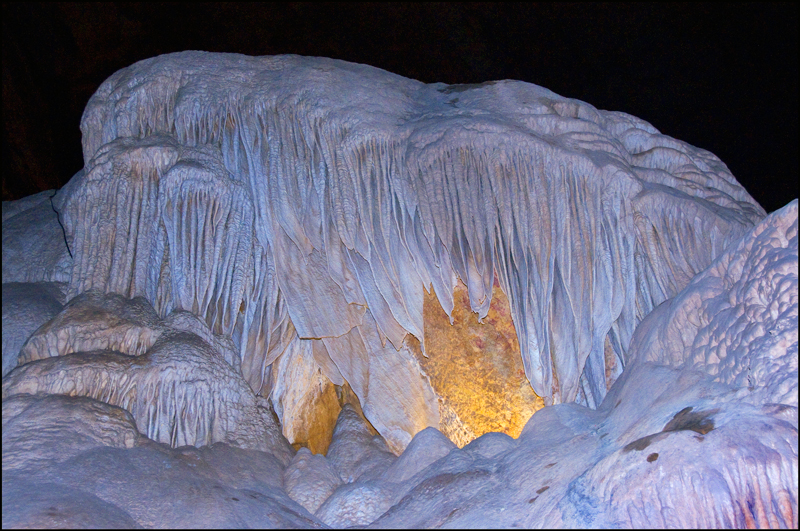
[2,52,797,528]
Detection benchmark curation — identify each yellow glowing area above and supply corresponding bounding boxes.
[413,277,545,447]
[286,380,341,455]
[284,381,376,455]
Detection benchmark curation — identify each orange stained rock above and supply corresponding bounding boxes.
[414,276,544,447]
[286,380,377,455]
[286,379,341,455]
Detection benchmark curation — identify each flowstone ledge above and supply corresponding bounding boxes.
[2,51,797,529]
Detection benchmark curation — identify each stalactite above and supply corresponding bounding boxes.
[59,51,764,422]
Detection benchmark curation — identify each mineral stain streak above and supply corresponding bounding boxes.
[623,406,719,453]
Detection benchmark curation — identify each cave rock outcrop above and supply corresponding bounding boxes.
[3,290,292,462]
[48,51,765,421]
[2,52,796,528]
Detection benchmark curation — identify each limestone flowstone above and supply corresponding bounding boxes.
[53,51,764,418]
[3,291,293,462]
[417,278,544,446]
[2,51,796,528]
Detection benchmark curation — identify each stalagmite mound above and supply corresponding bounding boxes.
[3,291,293,462]
[2,52,796,528]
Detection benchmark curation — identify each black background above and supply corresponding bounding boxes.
[3,3,797,213]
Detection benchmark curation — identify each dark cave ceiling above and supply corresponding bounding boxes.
[2,2,797,212]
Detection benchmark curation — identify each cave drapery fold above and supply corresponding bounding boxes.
[49,52,764,447]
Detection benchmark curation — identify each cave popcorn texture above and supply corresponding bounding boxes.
[2,52,796,528]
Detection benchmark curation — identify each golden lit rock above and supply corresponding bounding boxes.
[270,337,379,455]
[414,277,544,447]
[270,339,342,455]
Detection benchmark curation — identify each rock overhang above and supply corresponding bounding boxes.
[2,51,796,529]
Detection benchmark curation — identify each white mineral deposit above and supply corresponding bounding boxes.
[2,51,796,528]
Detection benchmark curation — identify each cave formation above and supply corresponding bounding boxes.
[2,51,796,528]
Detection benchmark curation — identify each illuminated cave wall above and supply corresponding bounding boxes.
[2,51,796,528]
[5,51,766,454]
[417,278,543,447]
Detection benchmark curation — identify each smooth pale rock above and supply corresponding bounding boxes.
[368,454,500,529]
[315,481,397,528]
[2,392,320,528]
[462,431,517,460]
[5,444,322,529]
[1,479,141,529]
[171,442,287,494]
[1,190,73,284]
[416,278,544,446]
[326,404,397,483]
[2,394,140,473]
[1,282,66,377]
[284,447,343,514]
[382,426,456,484]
